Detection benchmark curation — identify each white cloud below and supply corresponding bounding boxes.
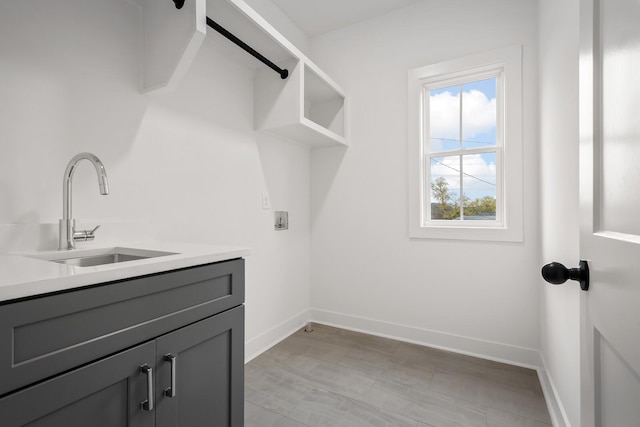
[429,89,496,141]
[429,91,460,140]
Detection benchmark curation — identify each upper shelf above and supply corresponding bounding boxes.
[142,0,347,148]
[254,60,346,147]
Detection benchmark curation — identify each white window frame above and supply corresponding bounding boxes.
[408,46,523,242]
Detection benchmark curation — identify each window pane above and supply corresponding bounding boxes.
[462,78,497,149]
[430,155,461,220]
[462,152,497,220]
[429,85,460,152]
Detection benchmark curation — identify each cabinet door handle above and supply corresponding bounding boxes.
[164,354,177,398]
[140,364,154,411]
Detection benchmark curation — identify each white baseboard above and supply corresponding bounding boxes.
[537,356,571,427]
[244,309,311,363]
[310,308,541,369]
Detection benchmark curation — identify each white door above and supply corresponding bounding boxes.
[579,0,640,425]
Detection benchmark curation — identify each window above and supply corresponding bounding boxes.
[408,46,523,241]
[427,75,501,223]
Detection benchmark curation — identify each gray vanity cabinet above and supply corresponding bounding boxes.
[156,305,244,427]
[0,258,245,427]
[0,340,156,427]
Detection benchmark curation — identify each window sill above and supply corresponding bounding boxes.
[409,224,523,242]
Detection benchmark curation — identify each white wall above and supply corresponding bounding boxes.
[0,0,311,358]
[309,0,541,365]
[538,0,581,425]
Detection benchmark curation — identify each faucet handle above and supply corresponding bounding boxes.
[73,224,101,242]
[86,224,101,240]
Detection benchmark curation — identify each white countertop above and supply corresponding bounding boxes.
[0,241,250,303]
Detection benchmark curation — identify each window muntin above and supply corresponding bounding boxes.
[423,71,503,226]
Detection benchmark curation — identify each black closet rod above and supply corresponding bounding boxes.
[205,17,289,80]
[172,0,288,79]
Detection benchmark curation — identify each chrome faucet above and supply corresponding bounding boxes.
[59,153,110,250]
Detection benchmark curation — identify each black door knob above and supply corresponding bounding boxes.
[541,260,589,291]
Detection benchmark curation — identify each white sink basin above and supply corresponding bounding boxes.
[27,247,177,268]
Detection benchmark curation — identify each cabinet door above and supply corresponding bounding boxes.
[155,305,244,427]
[0,341,156,427]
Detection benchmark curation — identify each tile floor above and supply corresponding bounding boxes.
[245,324,551,427]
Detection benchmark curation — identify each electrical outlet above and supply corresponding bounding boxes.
[262,191,271,210]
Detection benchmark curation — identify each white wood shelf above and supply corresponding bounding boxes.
[141,0,347,148]
[254,60,346,147]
